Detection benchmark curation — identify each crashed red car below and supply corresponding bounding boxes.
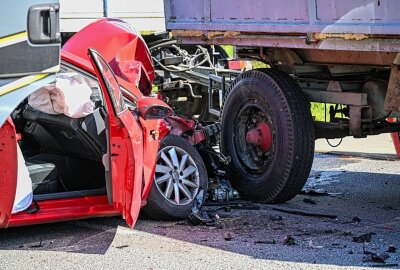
[0,19,208,228]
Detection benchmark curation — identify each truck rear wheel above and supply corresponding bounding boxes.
[220,69,315,203]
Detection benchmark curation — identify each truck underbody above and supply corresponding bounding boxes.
[148,41,400,202]
[150,37,400,140]
[154,0,400,203]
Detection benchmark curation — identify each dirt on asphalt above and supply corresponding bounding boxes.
[136,153,400,268]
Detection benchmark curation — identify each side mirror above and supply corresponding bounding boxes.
[138,98,172,120]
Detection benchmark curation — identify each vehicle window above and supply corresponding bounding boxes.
[89,50,126,115]
[60,65,103,105]
[120,86,138,109]
[124,97,137,110]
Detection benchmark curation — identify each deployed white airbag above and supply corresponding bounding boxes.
[28,73,94,118]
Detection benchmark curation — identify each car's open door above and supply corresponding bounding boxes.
[0,118,18,228]
[88,48,144,228]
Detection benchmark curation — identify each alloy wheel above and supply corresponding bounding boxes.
[154,146,200,205]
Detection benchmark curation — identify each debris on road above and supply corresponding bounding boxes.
[205,200,260,210]
[284,235,296,246]
[300,188,328,196]
[216,204,260,211]
[343,231,353,236]
[272,207,337,219]
[254,239,276,245]
[330,243,347,249]
[342,216,362,224]
[219,206,232,212]
[300,190,342,197]
[205,219,217,227]
[188,210,215,226]
[269,214,283,221]
[188,190,216,226]
[387,245,397,253]
[352,233,375,243]
[307,240,324,249]
[303,198,317,204]
[362,249,390,263]
[223,232,234,241]
[352,216,361,223]
[115,245,129,249]
[29,239,43,248]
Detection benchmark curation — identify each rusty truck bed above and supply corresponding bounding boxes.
[164,0,400,52]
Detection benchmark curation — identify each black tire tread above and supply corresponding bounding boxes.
[220,68,315,203]
[261,69,315,202]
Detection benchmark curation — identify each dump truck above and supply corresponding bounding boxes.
[161,0,400,203]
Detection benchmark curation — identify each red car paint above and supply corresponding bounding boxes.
[89,48,146,227]
[388,118,400,158]
[139,118,168,202]
[63,18,154,96]
[8,196,118,228]
[391,132,400,158]
[165,115,207,145]
[0,117,18,227]
[0,19,172,229]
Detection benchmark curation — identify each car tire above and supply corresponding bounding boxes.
[143,135,208,220]
[220,69,315,203]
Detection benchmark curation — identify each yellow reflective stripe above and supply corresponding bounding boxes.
[0,32,27,44]
[42,65,60,73]
[0,73,49,96]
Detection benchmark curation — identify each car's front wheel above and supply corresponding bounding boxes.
[143,135,208,220]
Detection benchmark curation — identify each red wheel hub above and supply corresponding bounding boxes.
[245,122,272,152]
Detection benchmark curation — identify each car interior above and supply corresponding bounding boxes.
[11,64,109,203]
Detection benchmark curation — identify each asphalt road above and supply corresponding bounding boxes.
[1,135,399,270]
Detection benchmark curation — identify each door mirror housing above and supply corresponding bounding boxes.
[138,98,172,120]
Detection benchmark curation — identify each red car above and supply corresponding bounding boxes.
[0,19,208,229]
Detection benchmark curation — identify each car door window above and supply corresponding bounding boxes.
[60,65,104,106]
[88,49,126,115]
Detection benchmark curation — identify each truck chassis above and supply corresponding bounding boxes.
[151,0,400,203]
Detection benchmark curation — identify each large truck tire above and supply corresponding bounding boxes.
[220,69,315,203]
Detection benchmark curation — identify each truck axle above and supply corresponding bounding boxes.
[245,122,272,152]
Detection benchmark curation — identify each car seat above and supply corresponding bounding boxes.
[22,105,107,162]
[26,158,58,194]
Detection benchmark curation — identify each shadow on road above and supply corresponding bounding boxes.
[0,169,399,267]
[0,217,125,254]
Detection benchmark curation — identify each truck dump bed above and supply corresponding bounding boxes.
[164,0,400,52]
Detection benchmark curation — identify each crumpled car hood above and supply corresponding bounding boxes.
[63,18,154,95]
